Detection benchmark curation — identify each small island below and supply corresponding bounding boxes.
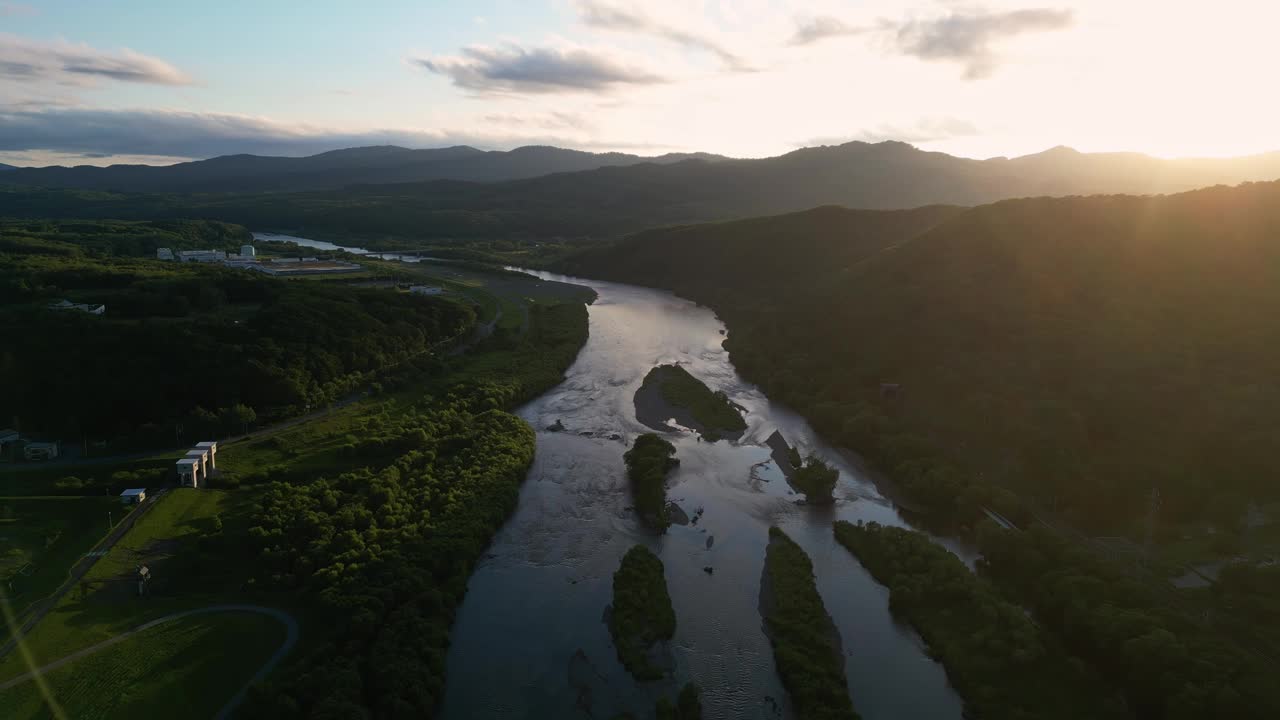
[791,456,839,504]
[609,545,677,681]
[761,527,859,720]
[624,433,680,530]
[656,683,702,719]
[635,364,746,441]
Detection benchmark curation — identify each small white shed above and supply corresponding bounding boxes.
[120,488,147,504]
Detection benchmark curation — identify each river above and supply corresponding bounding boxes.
[438,270,968,720]
[251,231,442,262]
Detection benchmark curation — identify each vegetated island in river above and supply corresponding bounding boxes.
[609,545,677,681]
[833,521,1129,720]
[760,527,859,720]
[624,433,680,530]
[635,364,746,441]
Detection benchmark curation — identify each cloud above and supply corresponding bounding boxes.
[888,8,1074,79]
[790,16,865,46]
[577,0,754,71]
[803,117,980,148]
[0,2,36,17]
[411,44,664,94]
[482,111,592,131]
[0,107,652,161]
[0,33,191,86]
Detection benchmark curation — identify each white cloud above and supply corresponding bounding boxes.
[577,0,755,71]
[0,32,191,86]
[0,107,660,161]
[790,16,865,46]
[411,43,665,94]
[886,8,1076,79]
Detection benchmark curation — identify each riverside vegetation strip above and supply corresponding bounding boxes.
[833,521,1128,720]
[609,545,676,681]
[761,527,858,720]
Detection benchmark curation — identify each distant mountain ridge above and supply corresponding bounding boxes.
[4,141,1280,242]
[0,144,728,192]
[5,141,1280,201]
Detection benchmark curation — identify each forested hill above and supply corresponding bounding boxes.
[560,180,1280,534]
[4,142,1280,243]
[558,204,966,299]
[0,144,726,193]
[0,221,474,444]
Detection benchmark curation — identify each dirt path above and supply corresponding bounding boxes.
[0,490,166,659]
[0,604,298,719]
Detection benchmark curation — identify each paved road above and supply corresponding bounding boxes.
[0,604,298,719]
[0,490,165,660]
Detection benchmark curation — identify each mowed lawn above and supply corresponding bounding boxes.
[1,497,119,611]
[0,610,285,720]
[86,488,227,581]
[1,488,243,683]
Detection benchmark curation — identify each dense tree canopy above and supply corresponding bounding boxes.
[562,182,1280,533]
[623,434,679,531]
[761,527,858,720]
[609,545,676,681]
[835,521,1127,719]
[0,220,472,443]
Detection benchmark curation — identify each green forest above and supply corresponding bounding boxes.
[834,521,1126,719]
[761,527,858,720]
[560,183,1280,537]
[977,524,1280,719]
[235,300,590,718]
[623,433,679,531]
[0,219,472,445]
[790,457,839,504]
[609,545,676,681]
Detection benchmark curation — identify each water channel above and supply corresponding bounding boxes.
[438,271,968,720]
[252,231,967,718]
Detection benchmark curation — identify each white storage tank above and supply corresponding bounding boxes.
[241,244,256,257]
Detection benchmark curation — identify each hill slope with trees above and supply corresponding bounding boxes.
[560,181,1280,535]
[5,142,1280,243]
[0,145,725,193]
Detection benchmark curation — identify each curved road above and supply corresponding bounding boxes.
[0,604,298,719]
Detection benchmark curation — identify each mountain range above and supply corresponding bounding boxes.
[0,145,725,192]
[3,141,1280,242]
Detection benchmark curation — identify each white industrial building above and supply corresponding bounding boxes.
[48,299,105,315]
[176,249,227,263]
[409,285,444,296]
[156,247,174,260]
[175,441,217,487]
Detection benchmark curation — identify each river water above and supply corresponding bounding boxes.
[251,231,442,262]
[439,271,968,720]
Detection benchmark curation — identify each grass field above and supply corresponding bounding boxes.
[1,497,119,610]
[0,611,285,720]
[1,488,255,684]
[85,489,228,581]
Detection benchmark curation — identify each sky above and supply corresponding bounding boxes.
[1,0,1277,167]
